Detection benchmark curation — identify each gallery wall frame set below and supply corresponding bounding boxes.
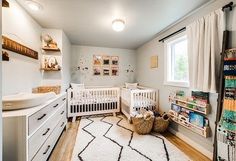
[93,55,119,76]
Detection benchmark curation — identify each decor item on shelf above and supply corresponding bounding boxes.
[224,48,236,60]
[189,112,205,128]
[2,51,9,61]
[132,110,154,135]
[150,55,158,68]
[32,85,61,94]
[42,34,60,51]
[2,0,9,7]
[2,36,38,59]
[153,113,170,133]
[191,91,209,104]
[171,104,181,113]
[41,56,61,71]
[220,76,236,132]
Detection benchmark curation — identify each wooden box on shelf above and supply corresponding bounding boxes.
[32,85,61,94]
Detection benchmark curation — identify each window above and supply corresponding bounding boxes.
[164,33,189,87]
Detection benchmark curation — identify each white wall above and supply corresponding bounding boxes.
[62,31,72,90]
[71,45,136,86]
[41,29,72,91]
[136,0,236,158]
[2,0,42,96]
[2,0,72,95]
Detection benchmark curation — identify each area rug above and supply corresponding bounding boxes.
[71,115,190,161]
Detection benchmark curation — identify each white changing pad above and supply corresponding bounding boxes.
[3,92,56,111]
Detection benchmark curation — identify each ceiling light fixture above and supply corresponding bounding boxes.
[112,19,125,32]
[25,0,42,11]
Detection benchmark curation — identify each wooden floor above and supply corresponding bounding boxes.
[49,118,211,161]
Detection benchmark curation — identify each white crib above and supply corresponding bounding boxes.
[121,86,158,122]
[67,86,120,121]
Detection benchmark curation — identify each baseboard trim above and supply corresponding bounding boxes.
[168,127,213,160]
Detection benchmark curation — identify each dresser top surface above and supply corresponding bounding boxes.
[3,93,66,117]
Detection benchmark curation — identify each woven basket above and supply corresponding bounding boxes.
[153,113,170,133]
[33,86,61,94]
[132,112,154,135]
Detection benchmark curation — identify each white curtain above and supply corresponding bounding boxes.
[187,9,226,93]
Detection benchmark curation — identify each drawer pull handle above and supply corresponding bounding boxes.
[37,114,46,120]
[42,128,50,136]
[60,111,65,115]
[43,145,51,155]
[53,104,59,108]
[62,98,66,101]
[61,122,65,127]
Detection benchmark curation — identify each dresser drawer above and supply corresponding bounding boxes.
[28,95,66,135]
[28,102,66,160]
[32,117,66,161]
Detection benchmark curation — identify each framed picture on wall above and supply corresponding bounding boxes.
[93,66,102,75]
[111,56,119,65]
[93,55,102,66]
[103,67,110,76]
[111,67,119,76]
[150,55,158,68]
[103,56,110,65]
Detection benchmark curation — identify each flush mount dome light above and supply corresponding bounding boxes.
[25,0,43,11]
[112,19,125,32]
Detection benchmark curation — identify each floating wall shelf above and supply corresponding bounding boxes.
[42,47,60,52]
[169,114,210,138]
[172,98,210,115]
[40,68,61,71]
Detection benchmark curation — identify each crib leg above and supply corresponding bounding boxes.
[72,117,76,122]
[113,112,116,117]
[128,117,132,124]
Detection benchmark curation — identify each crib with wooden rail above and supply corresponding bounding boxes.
[121,86,158,122]
[67,86,120,121]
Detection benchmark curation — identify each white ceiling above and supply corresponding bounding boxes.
[17,0,210,49]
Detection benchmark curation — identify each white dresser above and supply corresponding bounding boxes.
[3,93,67,161]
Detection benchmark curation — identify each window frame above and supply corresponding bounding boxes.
[164,32,189,88]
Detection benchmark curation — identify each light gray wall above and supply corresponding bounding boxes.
[136,0,236,158]
[62,31,72,90]
[71,45,136,86]
[2,0,42,96]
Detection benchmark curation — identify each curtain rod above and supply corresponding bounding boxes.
[159,2,234,43]
[222,1,233,11]
[158,27,186,42]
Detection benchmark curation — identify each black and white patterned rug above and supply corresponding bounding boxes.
[72,115,190,161]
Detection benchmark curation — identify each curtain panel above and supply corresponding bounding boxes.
[187,9,226,93]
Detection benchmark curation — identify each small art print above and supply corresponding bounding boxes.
[103,56,110,65]
[111,56,119,65]
[93,55,102,66]
[93,66,102,76]
[111,67,119,76]
[103,67,110,76]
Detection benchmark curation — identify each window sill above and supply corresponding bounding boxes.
[164,81,189,88]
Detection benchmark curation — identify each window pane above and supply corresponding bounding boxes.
[171,39,188,81]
